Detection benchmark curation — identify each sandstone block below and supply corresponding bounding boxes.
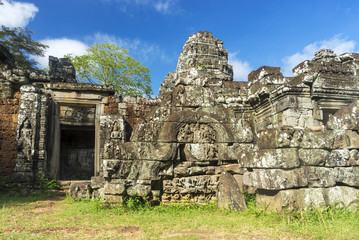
[243,168,307,190]
[239,148,299,168]
[326,149,350,166]
[333,130,359,149]
[163,175,219,195]
[304,166,336,188]
[298,149,328,166]
[104,182,126,195]
[256,186,359,211]
[104,195,124,203]
[257,126,301,149]
[127,184,151,197]
[300,130,334,149]
[217,172,247,211]
[91,176,105,189]
[335,167,359,186]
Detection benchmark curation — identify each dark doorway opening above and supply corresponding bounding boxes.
[322,109,338,126]
[60,126,95,180]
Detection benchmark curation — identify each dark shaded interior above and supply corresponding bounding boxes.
[60,126,95,180]
[323,109,338,125]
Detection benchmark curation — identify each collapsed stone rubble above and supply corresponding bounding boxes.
[2,31,359,210]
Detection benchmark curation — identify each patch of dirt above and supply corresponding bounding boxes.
[160,229,274,240]
[2,225,25,234]
[29,227,83,234]
[4,225,142,238]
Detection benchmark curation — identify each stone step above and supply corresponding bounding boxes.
[57,180,91,191]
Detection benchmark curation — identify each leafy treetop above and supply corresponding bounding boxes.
[66,43,152,97]
[0,25,48,69]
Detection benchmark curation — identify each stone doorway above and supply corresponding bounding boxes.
[59,126,95,180]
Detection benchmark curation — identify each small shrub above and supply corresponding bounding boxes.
[39,170,60,191]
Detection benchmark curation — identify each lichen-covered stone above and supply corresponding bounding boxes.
[243,168,307,190]
[300,130,334,149]
[304,166,336,188]
[239,149,299,168]
[217,172,247,211]
[299,149,329,166]
[257,186,359,211]
[335,167,359,186]
[333,130,359,149]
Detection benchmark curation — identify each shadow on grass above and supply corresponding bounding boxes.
[0,190,66,207]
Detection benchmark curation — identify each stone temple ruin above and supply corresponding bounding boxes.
[2,31,359,210]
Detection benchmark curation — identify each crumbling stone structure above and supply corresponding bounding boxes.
[2,31,359,211]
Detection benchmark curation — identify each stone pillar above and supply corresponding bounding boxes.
[12,85,47,184]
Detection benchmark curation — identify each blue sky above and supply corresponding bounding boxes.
[1,0,359,95]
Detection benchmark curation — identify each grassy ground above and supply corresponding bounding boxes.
[1,191,359,239]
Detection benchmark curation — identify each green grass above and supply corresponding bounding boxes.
[1,192,359,239]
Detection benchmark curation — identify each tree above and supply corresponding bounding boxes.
[67,43,152,97]
[0,26,48,69]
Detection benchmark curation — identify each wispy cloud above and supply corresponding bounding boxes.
[228,52,252,81]
[34,33,171,69]
[101,0,180,14]
[34,38,88,68]
[0,0,38,27]
[282,34,356,76]
[88,32,171,64]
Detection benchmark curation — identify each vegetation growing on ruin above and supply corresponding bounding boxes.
[0,26,48,69]
[1,192,359,239]
[66,43,153,97]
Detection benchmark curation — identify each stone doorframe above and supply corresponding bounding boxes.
[45,83,114,180]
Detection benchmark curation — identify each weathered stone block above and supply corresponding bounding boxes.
[300,130,334,149]
[69,182,92,200]
[335,167,359,186]
[104,182,126,195]
[257,126,301,149]
[298,149,328,166]
[127,184,151,197]
[243,168,307,190]
[91,176,105,189]
[215,164,245,175]
[239,149,299,168]
[104,195,124,203]
[333,130,359,149]
[104,160,171,181]
[217,172,247,211]
[163,175,219,194]
[257,186,359,211]
[326,99,359,131]
[326,149,350,167]
[304,166,336,188]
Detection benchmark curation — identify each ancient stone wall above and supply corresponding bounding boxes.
[0,94,20,180]
[93,32,359,210]
[3,32,359,211]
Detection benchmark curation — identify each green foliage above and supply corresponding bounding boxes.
[66,43,153,97]
[39,170,60,191]
[284,205,359,226]
[0,25,48,69]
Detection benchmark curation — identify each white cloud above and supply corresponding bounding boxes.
[154,0,171,14]
[34,38,88,68]
[282,35,356,76]
[88,32,171,64]
[228,52,252,81]
[101,0,179,14]
[0,0,38,27]
[33,33,171,69]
